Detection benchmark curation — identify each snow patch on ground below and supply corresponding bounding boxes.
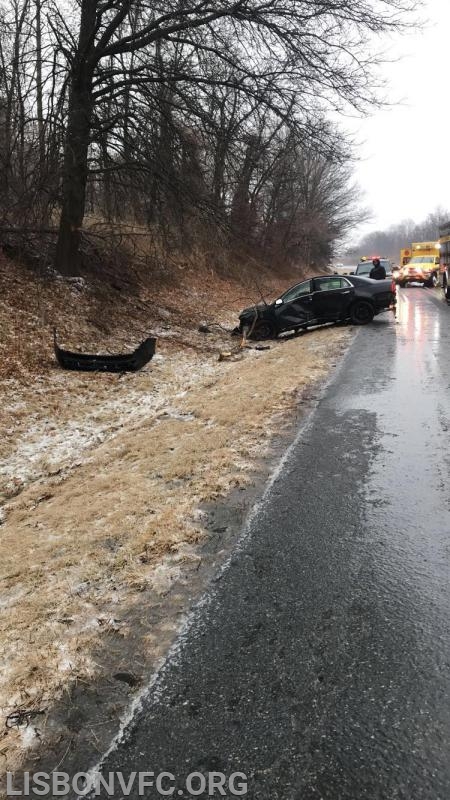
[0,352,219,508]
[20,726,40,749]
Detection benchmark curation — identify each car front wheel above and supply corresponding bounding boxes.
[250,319,276,340]
[350,301,374,325]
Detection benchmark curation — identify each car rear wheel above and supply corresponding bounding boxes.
[350,301,374,325]
[250,320,276,340]
[426,273,438,288]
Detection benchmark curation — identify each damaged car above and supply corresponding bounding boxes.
[238,275,396,340]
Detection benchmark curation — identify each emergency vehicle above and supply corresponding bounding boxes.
[396,242,440,288]
[438,222,450,302]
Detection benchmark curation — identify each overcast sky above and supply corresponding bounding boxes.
[349,0,449,242]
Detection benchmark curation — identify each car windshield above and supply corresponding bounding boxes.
[356,262,372,275]
[409,256,434,264]
[356,260,390,275]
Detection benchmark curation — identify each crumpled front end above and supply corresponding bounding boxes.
[238,305,263,332]
[400,261,436,284]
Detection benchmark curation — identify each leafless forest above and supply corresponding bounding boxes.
[351,208,449,261]
[0,0,415,278]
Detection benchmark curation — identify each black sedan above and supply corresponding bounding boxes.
[238,274,396,339]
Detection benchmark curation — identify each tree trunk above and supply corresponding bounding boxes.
[35,0,50,226]
[54,83,93,274]
[35,0,45,175]
[212,133,227,209]
[55,0,96,275]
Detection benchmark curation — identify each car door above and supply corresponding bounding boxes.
[274,280,314,331]
[311,277,354,321]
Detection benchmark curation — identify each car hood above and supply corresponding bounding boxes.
[239,302,270,318]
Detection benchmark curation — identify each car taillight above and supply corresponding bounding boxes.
[391,279,396,293]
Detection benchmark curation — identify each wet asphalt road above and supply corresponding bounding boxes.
[94,288,450,800]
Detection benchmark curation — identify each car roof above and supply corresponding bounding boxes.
[283,274,345,288]
[357,257,390,263]
[281,274,353,293]
[315,273,351,278]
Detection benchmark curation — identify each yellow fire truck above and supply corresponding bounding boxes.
[439,222,450,302]
[396,241,441,288]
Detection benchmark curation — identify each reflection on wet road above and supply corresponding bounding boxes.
[96,288,450,800]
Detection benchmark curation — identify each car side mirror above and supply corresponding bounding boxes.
[275,298,283,305]
[350,271,355,275]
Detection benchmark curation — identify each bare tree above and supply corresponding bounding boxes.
[0,0,416,276]
[49,0,415,274]
[351,207,449,261]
